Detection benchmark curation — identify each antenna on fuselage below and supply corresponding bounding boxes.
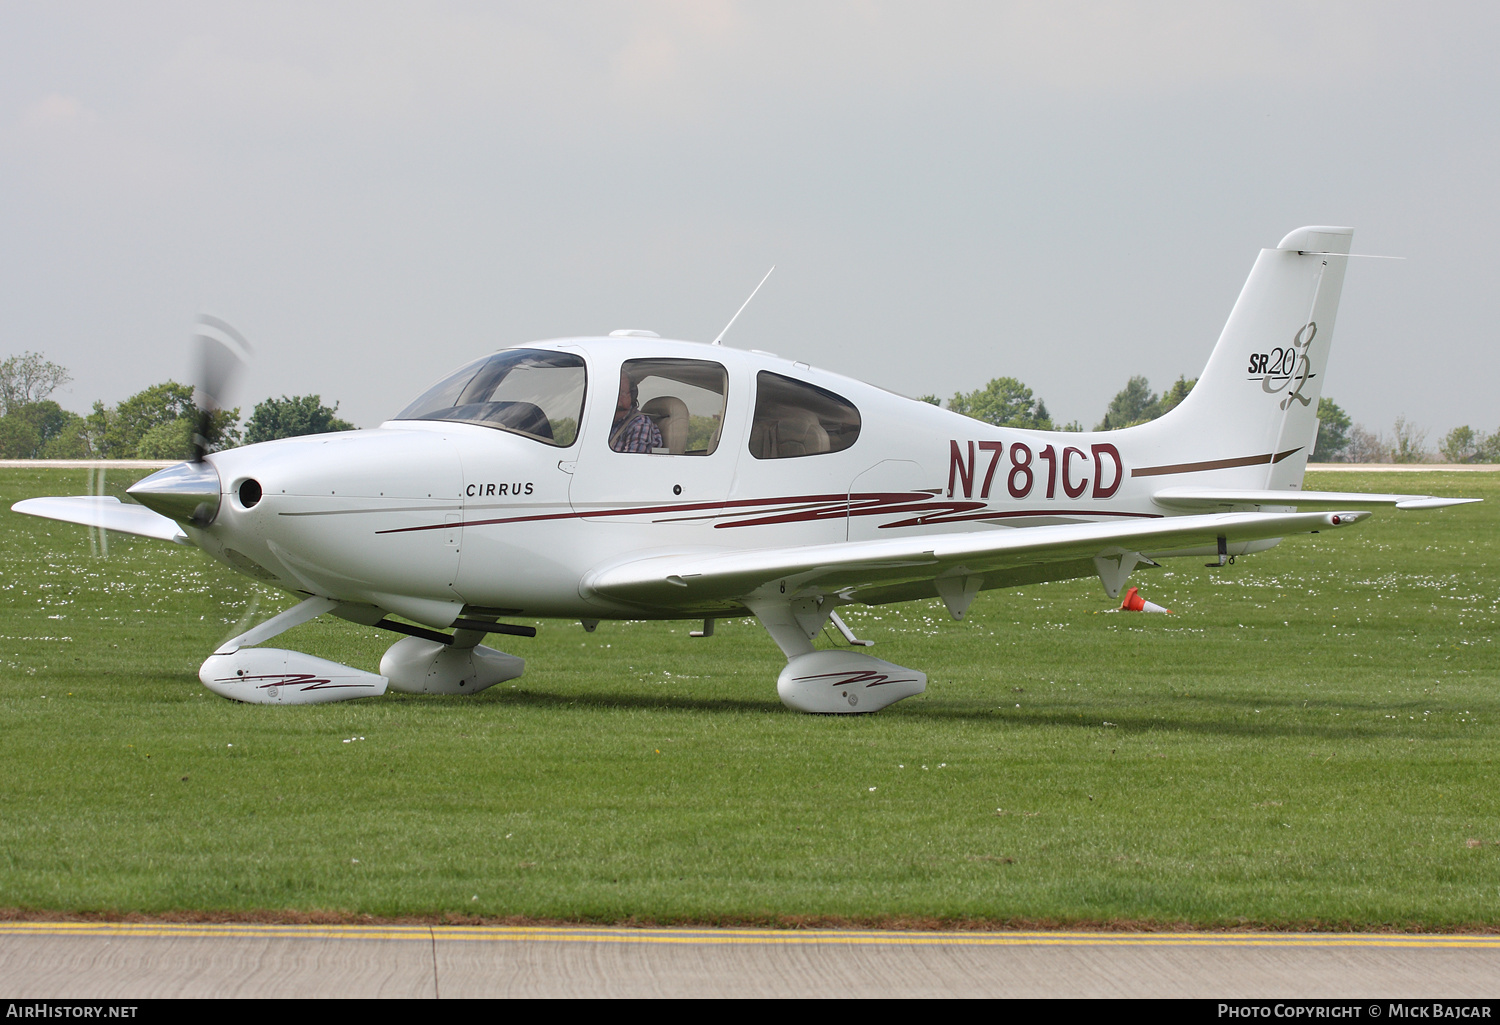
[711,265,775,346]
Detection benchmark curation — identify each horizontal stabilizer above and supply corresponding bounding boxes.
[1153,488,1480,511]
[11,496,190,544]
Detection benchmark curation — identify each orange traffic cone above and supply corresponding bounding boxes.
[1119,587,1171,613]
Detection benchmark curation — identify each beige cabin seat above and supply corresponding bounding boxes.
[748,418,774,458]
[642,396,690,454]
[772,409,830,457]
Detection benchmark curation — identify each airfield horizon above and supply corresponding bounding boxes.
[4,459,1500,471]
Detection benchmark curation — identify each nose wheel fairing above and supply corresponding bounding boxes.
[200,648,389,704]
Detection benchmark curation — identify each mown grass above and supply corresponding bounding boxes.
[0,467,1495,928]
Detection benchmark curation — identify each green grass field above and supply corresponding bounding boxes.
[0,466,1496,929]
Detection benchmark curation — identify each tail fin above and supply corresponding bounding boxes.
[1154,226,1352,490]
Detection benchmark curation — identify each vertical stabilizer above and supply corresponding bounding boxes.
[1155,226,1352,491]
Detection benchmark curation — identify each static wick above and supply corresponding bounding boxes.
[712,265,776,346]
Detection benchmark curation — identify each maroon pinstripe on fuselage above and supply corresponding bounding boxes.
[372,489,1162,536]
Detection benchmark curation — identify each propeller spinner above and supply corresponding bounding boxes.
[127,316,251,527]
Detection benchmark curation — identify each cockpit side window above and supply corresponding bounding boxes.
[613,358,729,455]
[749,371,861,459]
[393,349,587,447]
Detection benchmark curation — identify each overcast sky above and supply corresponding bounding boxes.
[2,1,1497,437]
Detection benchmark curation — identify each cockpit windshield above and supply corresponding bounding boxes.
[393,349,587,446]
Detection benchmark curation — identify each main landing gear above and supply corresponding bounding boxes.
[744,596,926,714]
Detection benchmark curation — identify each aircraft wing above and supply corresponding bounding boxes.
[1153,487,1480,511]
[584,509,1368,609]
[11,496,190,544]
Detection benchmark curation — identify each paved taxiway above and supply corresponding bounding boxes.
[3,923,1498,998]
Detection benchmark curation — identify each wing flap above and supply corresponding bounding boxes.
[1153,487,1480,511]
[11,496,190,544]
[585,509,1367,608]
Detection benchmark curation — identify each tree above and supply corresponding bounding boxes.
[947,377,1053,430]
[1480,430,1500,464]
[86,381,239,458]
[0,400,83,458]
[1094,375,1197,430]
[40,417,89,458]
[1438,425,1500,464]
[1440,425,1479,464]
[915,394,940,406]
[1345,424,1389,463]
[135,418,196,460]
[1155,375,1196,416]
[88,381,193,457]
[244,395,355,444]
[0,413,37,459]
[0,352,71,416]
[199,407,242,454]
[1313,397,1352,461]
[1095,376,1157,430]
[1391,415,1430,464]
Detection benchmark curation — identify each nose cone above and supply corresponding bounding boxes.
[127,461,222,525]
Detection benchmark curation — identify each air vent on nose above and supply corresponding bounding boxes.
[237,478,263,508]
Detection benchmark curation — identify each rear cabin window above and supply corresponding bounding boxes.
[393,349,587,447]
[613,358,729,455]
[749,371,861,459]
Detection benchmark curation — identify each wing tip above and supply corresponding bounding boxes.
[1394,497,1483,510]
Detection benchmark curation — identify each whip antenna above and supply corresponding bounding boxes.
[712,265,775,346]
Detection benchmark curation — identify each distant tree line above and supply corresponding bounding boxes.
[8,349,1491,464]
[1317,409,1500,464]
[0,351,354,459]
[926,366,1498,463]
[1091,375,1196,431]
[918,373,1196,433]
[1309,398,1499,463]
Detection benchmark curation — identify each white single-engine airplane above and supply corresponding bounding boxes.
[14,226,1478,712]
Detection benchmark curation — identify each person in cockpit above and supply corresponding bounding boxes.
[609,368,664,453]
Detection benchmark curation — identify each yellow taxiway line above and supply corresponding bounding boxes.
[2,922,1497,949]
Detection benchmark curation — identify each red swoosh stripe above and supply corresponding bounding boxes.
[376,491,1160,535]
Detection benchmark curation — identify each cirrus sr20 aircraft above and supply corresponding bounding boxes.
[14,226,1478,713]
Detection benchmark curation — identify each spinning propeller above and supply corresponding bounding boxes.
[191,315,252,463]
[126,316,252,527]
